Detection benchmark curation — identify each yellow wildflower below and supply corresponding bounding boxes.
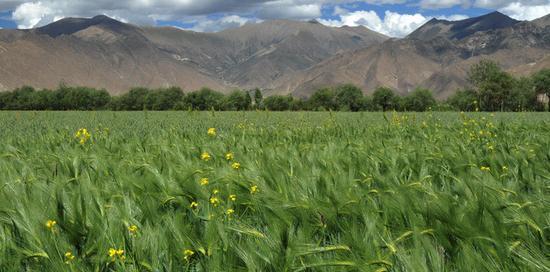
[200,178,209,186]
[480,166,491,172]
[502,166,508,171]
[213,189,219,194]
[250,185,259,194]
[210,197,220,207]
[75,128,91,144]
[45,220,57,229]
[207,128,216,136]
[128,225,138,234]
[183,249,195,261]
[225,152,234,161]
[231,162,240,170]
[64,251,75,264]
[190,201,199,209]
[228,194,237,201]
[226,208,235,215]
[108,248,125,261]
[201,152,211,161]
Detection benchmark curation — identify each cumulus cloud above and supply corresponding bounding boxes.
[499,2,550,20]
[5,0,550,31]
[319,8,469,37]
[419,0,468,9]
[190,15,259,32]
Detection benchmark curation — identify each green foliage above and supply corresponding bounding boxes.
[372,86,399,111]
[0,112,548,271]
[334,84,364,111]
[308,88,338,111]
[183,87,225,111]
[402,88,436,112]
[223,90,252,111]
[263,95,294,111]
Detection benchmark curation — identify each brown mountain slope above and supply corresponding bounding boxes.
[0,16,225,93]
[0,16,387,93]
[143,20,388,89]
[280,13,550,99]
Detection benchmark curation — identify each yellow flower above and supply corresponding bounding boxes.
[201,152,211,161]
[108,248,125,261]
[480,166,491,172]
[502,166,508,171]
[228,194,237,201]
[231,162,240,170]
[225,152,234,161]
[108,248,117,258]
[250,185,259,194]
[200,178,209,186]
[210,197,220,207]
[213,189,219,194]
[75,128,91,144]
[64,251,75,264]
[226,208,235,215]
[45,220,57,229]
[128,225,138,234]
[190,201,199,209]
[183,249,195,261]
[207,128,216,136]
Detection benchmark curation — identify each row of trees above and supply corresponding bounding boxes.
[0,61,548,112]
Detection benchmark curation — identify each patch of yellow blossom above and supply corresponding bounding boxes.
[250,185,259,194]
[480,166,491,172]
[201,152,211,161]
[75,128,91,144]
[45,219,57,230]
[128,225,138,235]
[64,251,75,264]
[190,201,199,209]
[210,196,220,207]
[225,152,234,161]
[200,177,209,186]
[228,194,237,201]
[226,208,235,216]
[183,249,195,262]
[207,128,216,137]
[108,248,125,262]
[231,162,240,170]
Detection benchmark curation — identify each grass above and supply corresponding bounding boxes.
[0,111,548,271]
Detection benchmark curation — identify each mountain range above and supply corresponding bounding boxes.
[0,12,548,99]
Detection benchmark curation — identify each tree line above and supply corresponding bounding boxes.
[1,60,548,112]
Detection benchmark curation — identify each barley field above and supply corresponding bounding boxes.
[0,111,549,271]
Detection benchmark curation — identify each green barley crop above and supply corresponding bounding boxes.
[0,111,548,271]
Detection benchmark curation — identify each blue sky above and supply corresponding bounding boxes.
[0,1,548,37]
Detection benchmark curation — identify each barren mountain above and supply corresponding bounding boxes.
[0,16,387,93]
[281,12,550,99]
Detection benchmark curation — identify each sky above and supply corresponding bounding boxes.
[0,1,549,37]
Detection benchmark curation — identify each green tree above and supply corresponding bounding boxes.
[403,88,436,112]
[447,89,478,111]
[372,86,398,111]
[308,88,337,111]
[184,87,224,110]
[253,89,263,109]
[532,69,550,111]
[334,84,364,111]
[467,60,515,111]
[263,95,293,111]
[223,90,252,111]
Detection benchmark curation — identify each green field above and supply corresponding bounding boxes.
[0,111,549,271]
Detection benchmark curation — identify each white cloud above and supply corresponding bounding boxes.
[190,15,258,32]
[436,14,469,21]
[12,2,54,29]
[499,2,550,20]
[419,0,468,9]
[319,8,469,37]
[257,1,322,19]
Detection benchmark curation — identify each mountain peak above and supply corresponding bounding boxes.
[36,15,130,38]
[408,11,520,41]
